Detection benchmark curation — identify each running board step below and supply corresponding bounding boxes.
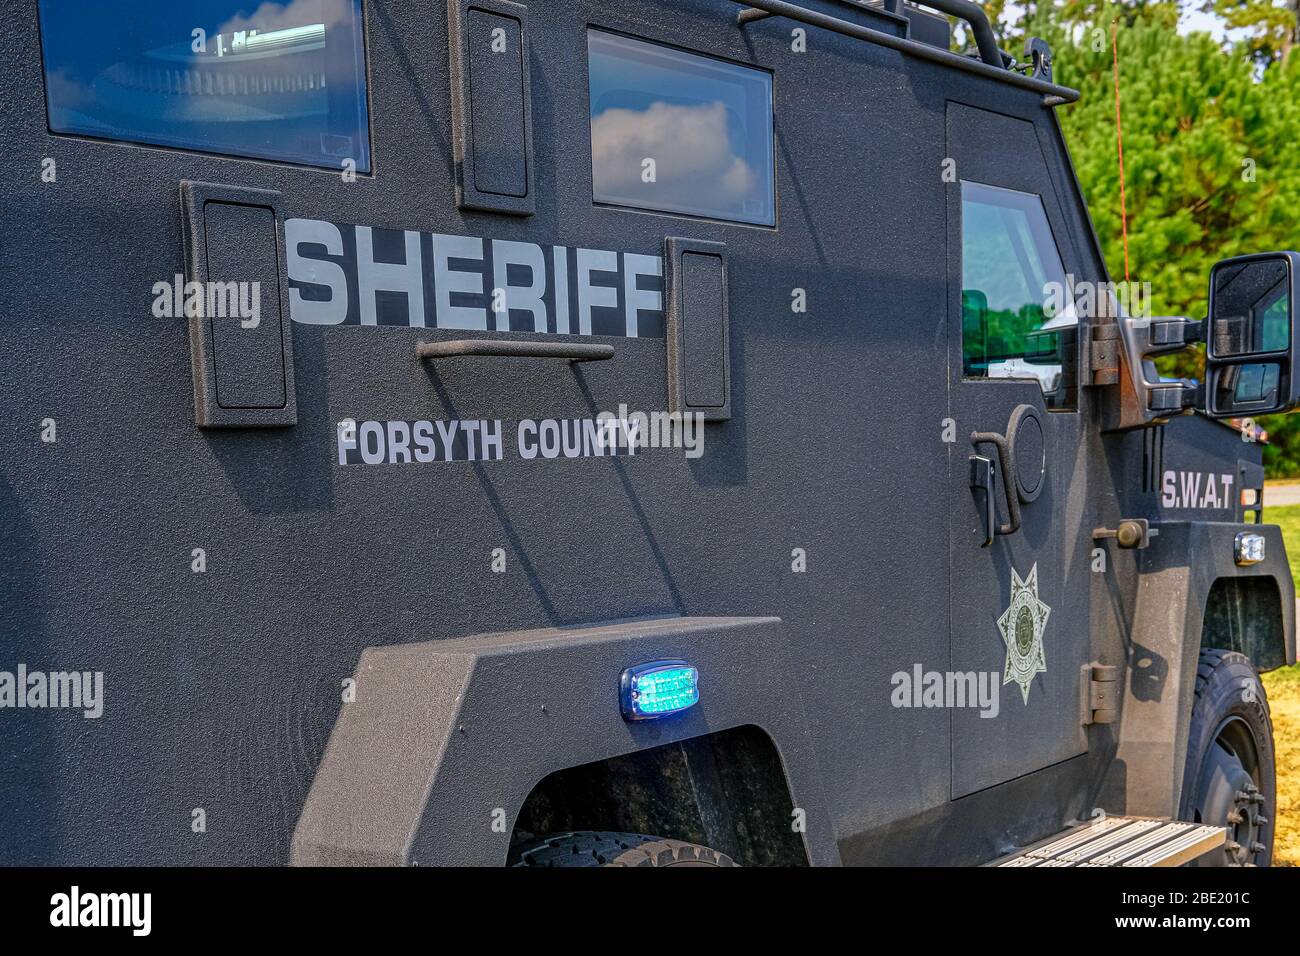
[990,817,1226,867]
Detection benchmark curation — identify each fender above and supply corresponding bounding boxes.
[290,615,840,866]
[1099,521,1295,819]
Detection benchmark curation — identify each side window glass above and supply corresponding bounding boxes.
[38,0,371,172]
[961,181,1077,410]
[587,30,775,226]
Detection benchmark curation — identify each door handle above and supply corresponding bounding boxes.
[969,454,997,547]
[970,428,1022,539]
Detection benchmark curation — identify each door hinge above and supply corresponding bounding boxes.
[1088,323,1121,386]
[1082,662,1120,726]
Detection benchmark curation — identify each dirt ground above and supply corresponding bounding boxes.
[1263,665,1300,866]
[1252,502,1300,865]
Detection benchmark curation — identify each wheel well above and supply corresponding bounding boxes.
[508,724,809,866]
[1201,576,1286,670]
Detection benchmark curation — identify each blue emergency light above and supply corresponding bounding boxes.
[620,660,699,721]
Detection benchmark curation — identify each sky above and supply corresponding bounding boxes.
[1180,6,1234,39]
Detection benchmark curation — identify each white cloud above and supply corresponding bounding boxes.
[592,100,756,213]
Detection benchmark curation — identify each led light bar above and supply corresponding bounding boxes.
[620,660,699,721]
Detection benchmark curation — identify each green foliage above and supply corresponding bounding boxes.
[1052,15,1300,315]
[1261,415,1300,475]
[986,1,1300,474]
[1207,0,1300,65]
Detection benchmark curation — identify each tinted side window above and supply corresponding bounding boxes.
[961,181,1077,409]
[587,30,774,226]
[38,0,371,172]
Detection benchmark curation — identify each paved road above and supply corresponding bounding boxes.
[1268,483,1300,507]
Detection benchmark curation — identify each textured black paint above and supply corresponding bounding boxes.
[0,0,1291,866]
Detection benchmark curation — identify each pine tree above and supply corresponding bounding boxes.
[990,2,1300,472]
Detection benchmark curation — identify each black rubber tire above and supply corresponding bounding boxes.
[1179,649,1276,866]
[513,831,737,867]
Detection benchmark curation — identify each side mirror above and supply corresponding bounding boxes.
[1205,252,1300,417]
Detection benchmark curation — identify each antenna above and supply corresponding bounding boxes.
[1111,20,1131,284]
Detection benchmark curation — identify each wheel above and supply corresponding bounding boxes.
[1179,649,1276,866]
[512,831,737,867]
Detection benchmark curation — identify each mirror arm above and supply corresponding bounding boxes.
[1097,314,1202,432]
[1139,316,1203,356]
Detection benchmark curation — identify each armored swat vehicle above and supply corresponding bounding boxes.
[1,0,1295,868]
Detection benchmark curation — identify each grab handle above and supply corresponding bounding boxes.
[417,339,614,362]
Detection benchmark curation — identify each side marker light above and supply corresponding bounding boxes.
[620,660,699,721]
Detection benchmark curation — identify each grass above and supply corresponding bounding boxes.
[1266,503,1300,596]
[1260,503,1300,865]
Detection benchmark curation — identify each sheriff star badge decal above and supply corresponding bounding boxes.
[998,563,1050,705]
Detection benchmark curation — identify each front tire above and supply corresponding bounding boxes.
[513,831,737,867]
[1179,649,1276,866]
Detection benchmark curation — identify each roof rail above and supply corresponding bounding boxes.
[883,0,1002,66]
[734,0,1080,104]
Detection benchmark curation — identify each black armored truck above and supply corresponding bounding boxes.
[1,0,1297,868]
